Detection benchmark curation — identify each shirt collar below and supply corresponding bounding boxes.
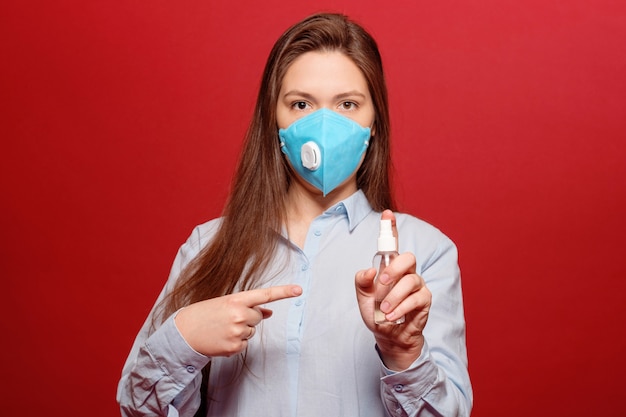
[324,189,374,232]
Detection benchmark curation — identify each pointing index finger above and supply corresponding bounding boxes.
[243,285,302,308]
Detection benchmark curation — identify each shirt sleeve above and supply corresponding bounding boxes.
[119,315,210,417]
[117,223,217,417]
[379,221,473,416]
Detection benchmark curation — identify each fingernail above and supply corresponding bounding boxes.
[292,286,303,296]
[379,273,391,285]
[380,301,390,313]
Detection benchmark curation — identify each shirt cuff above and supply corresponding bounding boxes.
[376,340,439,413]
[140,313,210,404]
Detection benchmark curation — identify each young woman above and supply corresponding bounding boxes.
[118,13,472,416]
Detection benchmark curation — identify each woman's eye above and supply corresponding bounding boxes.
[340,101,357,110]
[292,101,309,110]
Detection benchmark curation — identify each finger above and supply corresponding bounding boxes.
[381,252,417,282]
[243,285,303,308]
[355,268,377,291]
[249,306,273,323]
[380,273,426,314]
[243,326,256,340]
[386,282,432,323]
[381,209,398,249]
[258,307,273,319]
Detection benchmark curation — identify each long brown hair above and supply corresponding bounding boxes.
[157,13,395,322]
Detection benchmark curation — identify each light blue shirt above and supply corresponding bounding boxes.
[117,190,472,416]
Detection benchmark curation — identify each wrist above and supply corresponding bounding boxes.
[376,335,424,371]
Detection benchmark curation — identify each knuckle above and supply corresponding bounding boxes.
[413,274,422,287]
[424,288,433,305]
[225,294,241,308]
[224,342,243,357]
[406,252,416,264]
[227,333,246,350]
[228,309,246,324]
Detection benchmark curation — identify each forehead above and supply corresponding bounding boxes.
[280,51,369,95]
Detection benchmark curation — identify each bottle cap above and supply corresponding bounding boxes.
[378,219,396,251]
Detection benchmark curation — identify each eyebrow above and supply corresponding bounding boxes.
[282,90,368,101]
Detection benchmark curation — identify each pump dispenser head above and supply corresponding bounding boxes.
[377,219,396,252]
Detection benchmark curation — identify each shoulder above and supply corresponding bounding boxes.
[393,212,459,274]
[163,218,223,290]
[184,217,223,253]
[394,213,451,244]
[174,218,223,267]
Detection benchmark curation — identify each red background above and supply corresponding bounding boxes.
[2,1,625,416]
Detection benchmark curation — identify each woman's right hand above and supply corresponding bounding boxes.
[174,285,302,357]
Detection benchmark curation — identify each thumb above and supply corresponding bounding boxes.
[355,267,377,293]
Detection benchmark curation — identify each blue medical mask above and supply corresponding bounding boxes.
[279,109,371,196]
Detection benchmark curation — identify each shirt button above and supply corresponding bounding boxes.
[314,230,321,236]
[186,365,196,373]
[295,299,303,306]
[301,264,308,271]
[393,384,404,393]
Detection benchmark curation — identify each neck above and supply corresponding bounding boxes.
[286,179,356,220]
[284,179,356,248]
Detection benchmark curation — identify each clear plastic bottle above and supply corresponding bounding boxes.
[373,219,405,324]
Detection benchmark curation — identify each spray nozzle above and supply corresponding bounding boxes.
[377,219,396,252]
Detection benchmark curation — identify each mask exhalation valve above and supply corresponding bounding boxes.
[301,141,321,171]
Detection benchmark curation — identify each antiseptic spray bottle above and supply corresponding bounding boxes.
[373,219,406,324]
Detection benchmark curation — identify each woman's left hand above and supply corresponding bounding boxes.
[354,210,432,371]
